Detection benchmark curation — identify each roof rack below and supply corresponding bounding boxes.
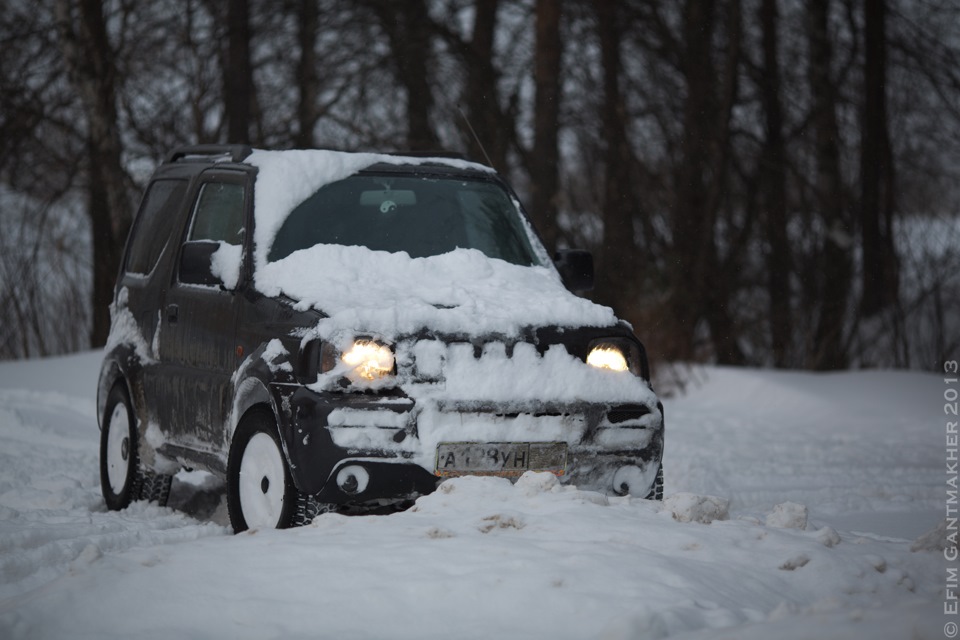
[387,150,468,160]
[165,145,252,164]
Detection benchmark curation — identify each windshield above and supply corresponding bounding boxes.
[267,173,543,266]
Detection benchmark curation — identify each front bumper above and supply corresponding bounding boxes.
[271,384,664,505]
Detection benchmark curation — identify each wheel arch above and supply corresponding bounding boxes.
[97,345,144,431]
[229,375,277,441]
[226,338,296,452]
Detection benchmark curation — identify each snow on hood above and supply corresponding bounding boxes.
[256,244,617,339]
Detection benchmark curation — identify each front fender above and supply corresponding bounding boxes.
[97,343,145,430]
[228,338,296,448]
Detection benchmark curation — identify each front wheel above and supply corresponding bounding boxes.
[645,464,664,501]
[227,411,299,533]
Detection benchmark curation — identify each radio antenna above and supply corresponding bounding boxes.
[457,104,495,168]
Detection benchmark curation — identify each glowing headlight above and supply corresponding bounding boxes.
[587,344,629,372]
[341,340,395,381]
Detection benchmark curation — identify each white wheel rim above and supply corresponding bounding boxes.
[106,403,131,494]
[239,432,287,529]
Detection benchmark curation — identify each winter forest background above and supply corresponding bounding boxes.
[1,0,958,375]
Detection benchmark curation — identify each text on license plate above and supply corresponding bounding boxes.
[435,442,567,477]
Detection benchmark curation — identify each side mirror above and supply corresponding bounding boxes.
[179,241,226,287]
[554,249,594,293]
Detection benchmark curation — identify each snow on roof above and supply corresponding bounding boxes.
[245,149,493,272]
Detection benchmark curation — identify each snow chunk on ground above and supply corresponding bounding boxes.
[515,469,560,493]
[778,554,811,570]
[664,492,730,524]
[815,526,842,548]
[910,519,955,553]
[766,502,809,529]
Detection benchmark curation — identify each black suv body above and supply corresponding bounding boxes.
[97,146,664,532]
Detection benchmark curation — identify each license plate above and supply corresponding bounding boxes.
[435,442,567,477]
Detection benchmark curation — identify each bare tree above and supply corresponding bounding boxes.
[56,0,134,347]
[859,0,898,317]
[665,0,744,364]
[593,0,639,310]
[224,0,254,144]
[757,0,793,367]
[366,1,442,150]
[296,0,320,148]
[2,0,959,370]
[461,0,510,171]
[526,0,562,253]
[805,0,852,370]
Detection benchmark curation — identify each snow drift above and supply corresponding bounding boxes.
[0,352,947,639]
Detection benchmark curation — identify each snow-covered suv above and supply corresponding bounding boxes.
[98,145,664,533]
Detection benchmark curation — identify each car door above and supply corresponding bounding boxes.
[154,170,249,456]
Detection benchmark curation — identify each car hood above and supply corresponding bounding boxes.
[255,245,617,341]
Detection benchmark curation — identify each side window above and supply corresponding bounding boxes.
[188,182,245,244]
[126,179,188,275]
[179,181,246,289]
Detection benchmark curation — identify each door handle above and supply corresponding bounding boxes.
[166,304,179,323]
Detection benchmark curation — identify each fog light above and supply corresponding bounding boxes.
[613,465,651,497]
[336,465,370,495]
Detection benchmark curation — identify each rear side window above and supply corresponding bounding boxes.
[126,179,188,275]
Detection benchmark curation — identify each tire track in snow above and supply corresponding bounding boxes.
[0,387,227,600]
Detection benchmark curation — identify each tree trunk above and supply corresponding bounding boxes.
[296,0,319,148]
[860,0,898,317]
[56,0,132,348]
[593,0,636,310]
[664,0,746,365]
[528,0,562,253]
[758,0,793,367]
[463,0,508,170]
[702,0,745,366]
[806,0,852,370]
[371,1,441,151]
[225,0,253,144]
[668,0,716,361]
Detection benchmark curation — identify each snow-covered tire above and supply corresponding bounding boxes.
[100,383,173,511]
[140,470,173,506]
[645,464,664,501]
[227,410,300,533]
[100,383,141,509]
[293,492,331,527]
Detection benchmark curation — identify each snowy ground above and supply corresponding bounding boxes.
[0,351,949,639]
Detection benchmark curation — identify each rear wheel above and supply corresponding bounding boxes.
[227,411,299,533]
[100,383,172,510]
